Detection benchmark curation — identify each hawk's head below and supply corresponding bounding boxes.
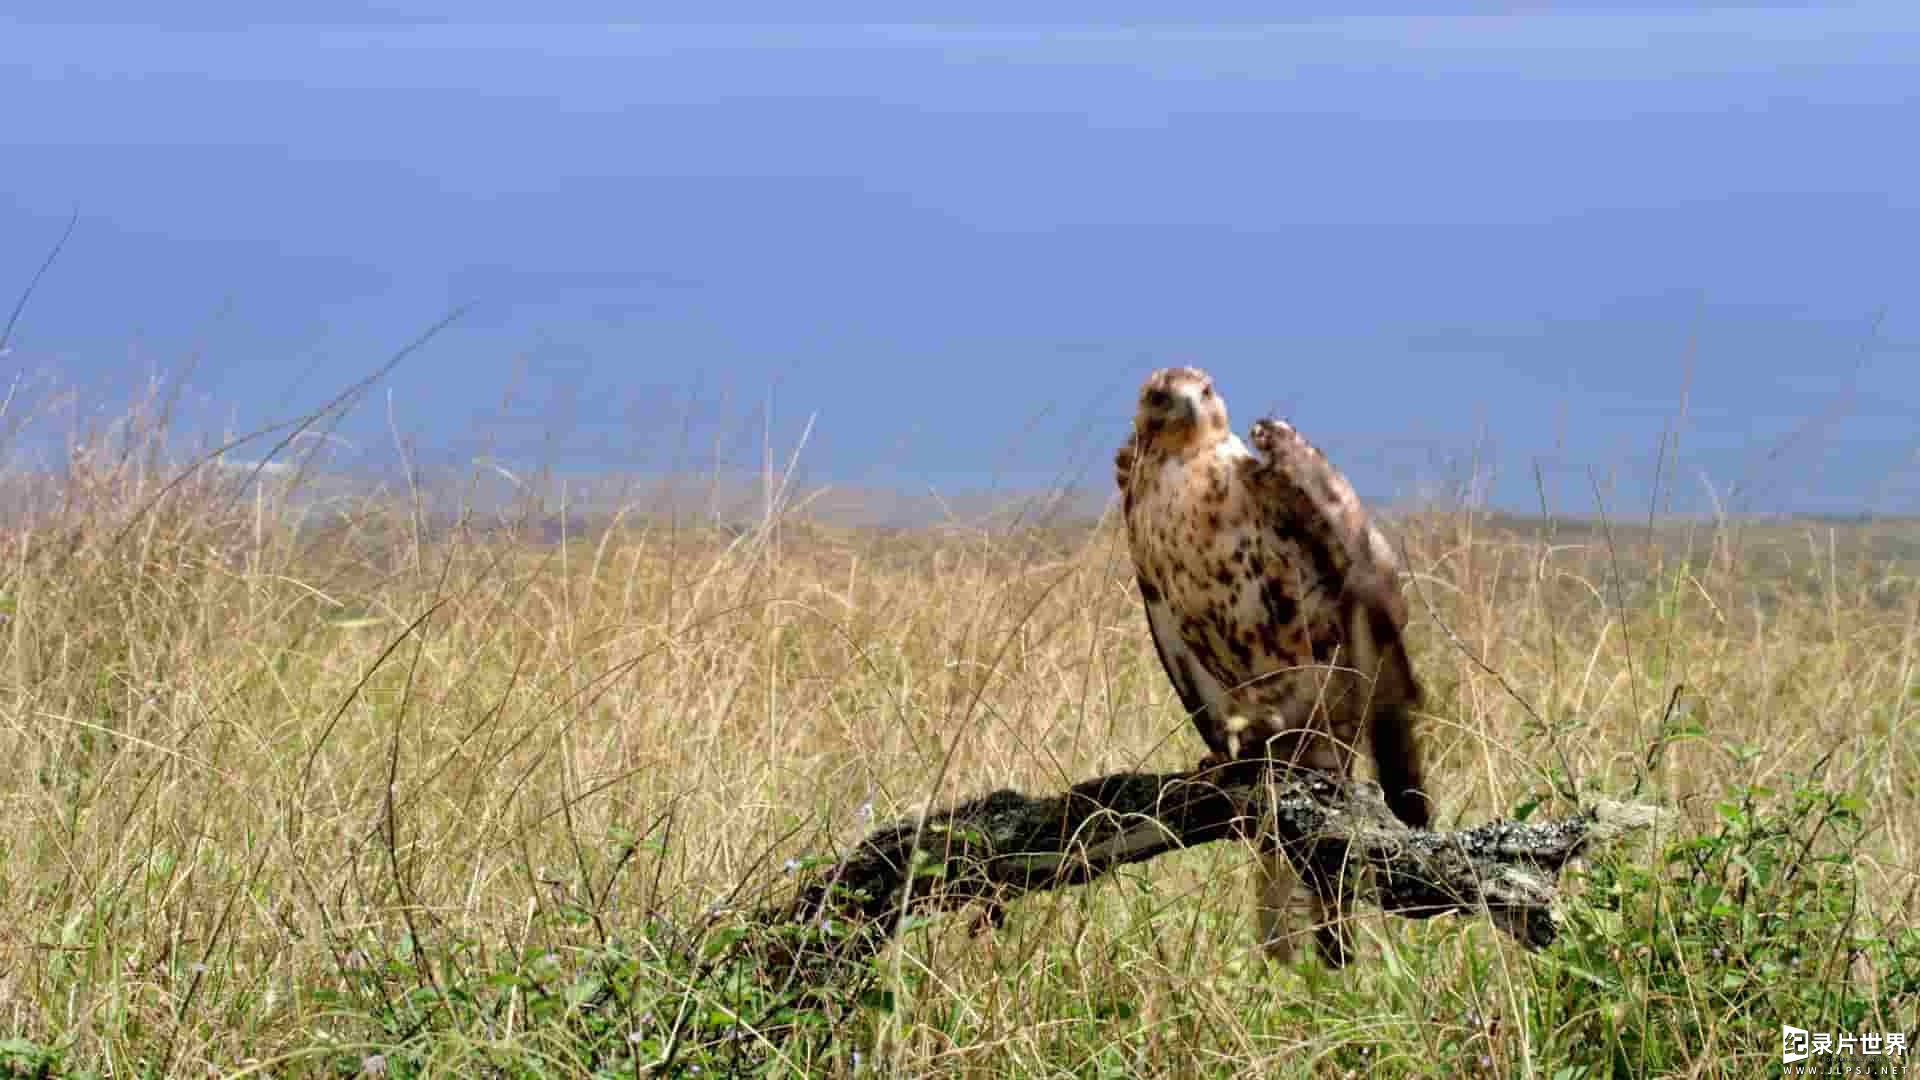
[1132,367,1229,450]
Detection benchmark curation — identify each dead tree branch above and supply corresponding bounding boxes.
[750,761,1665,983]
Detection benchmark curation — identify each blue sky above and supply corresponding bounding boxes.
[4,8,1918,516]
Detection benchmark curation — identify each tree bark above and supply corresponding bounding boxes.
[752,760,1664,982]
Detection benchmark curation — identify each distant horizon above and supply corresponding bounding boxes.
[14,445,1919,533]
[4,325,1909,525]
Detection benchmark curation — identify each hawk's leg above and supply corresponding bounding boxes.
[1304,861,1358,968]
[1254,846,1304,965]
[1288,820,1362,969]
[1259,771,1360,969]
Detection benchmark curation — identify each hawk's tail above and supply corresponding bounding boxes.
[1344,577,1432,830]
[1370,699,1430,830]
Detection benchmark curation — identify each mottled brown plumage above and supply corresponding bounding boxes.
[1117,366,1430,967]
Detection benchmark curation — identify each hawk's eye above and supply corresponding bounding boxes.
[1201,385,1214,399]
[1146,390,1172,409]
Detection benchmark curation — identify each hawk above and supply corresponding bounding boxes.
[1115,366,1430,967]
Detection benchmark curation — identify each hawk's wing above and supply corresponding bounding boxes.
[1246,418,1408,626]
[1247,417,1429,825]
[1139,581,1233,759]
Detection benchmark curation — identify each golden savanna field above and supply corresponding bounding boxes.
[2,389,1915,1077]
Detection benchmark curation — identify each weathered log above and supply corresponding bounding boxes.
[751,760,1665,982]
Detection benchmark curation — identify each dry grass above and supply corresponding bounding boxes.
[0,388,1915,1078]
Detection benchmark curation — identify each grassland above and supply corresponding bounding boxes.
[1,401,1915,1078]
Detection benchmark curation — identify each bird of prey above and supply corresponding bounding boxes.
[1115,366,1430,966]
